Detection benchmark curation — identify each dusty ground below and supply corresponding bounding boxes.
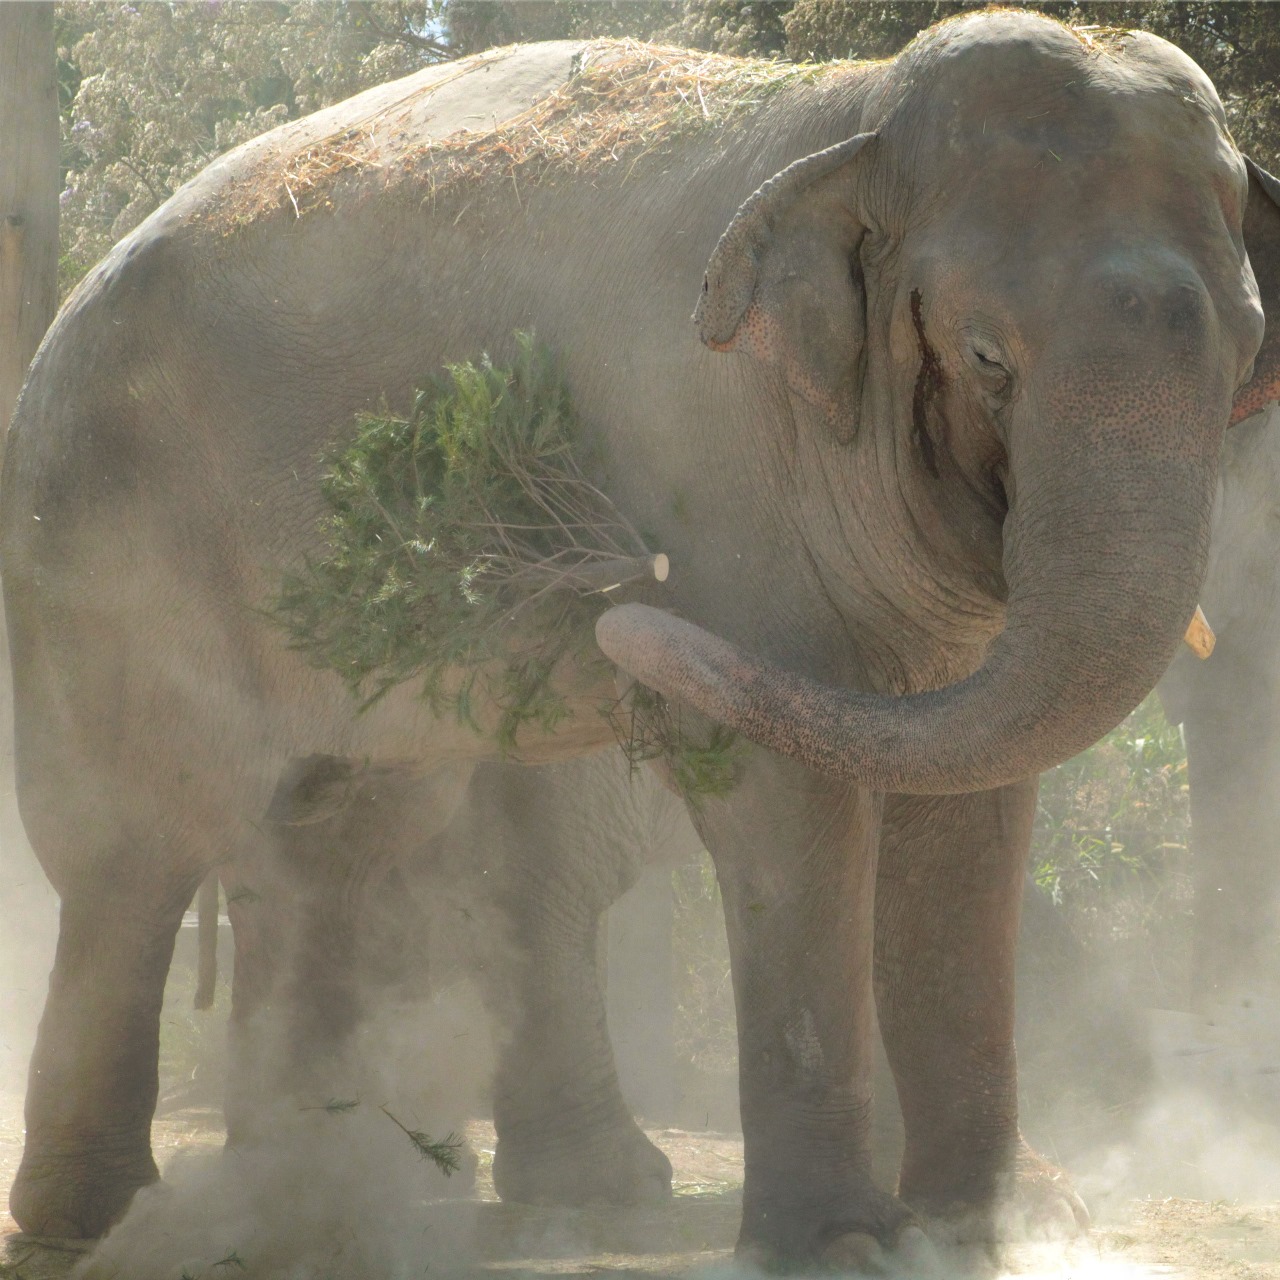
[5,1100,1280,1280]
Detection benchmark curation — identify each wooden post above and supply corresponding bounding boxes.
[0,3,59,444]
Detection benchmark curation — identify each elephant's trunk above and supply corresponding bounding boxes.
[596,361,1225,795]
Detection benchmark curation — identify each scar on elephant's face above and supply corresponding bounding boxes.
[910,288,944,479]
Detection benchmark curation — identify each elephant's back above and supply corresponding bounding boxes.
[188,41,587,234]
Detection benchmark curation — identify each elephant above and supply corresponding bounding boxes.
[221,430,1280,1222]
[216,749,700,1210]
[1158,402,1280,1012]
[407,752,699,1208]
[5,8,1280,1267]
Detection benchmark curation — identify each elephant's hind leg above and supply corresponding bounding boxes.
[10,863,201,1238]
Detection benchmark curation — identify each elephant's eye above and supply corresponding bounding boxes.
[969,344,1012,396]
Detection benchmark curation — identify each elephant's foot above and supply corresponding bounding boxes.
[1000,1143,1089,1240]
[736,1186,926,1273]
[9,1148,159,1239]
[820,1224,945,1276]
[902,1143,1087,1253]
[492,1120,672,1206]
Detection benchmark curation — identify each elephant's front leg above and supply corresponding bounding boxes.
[698,757,915,1267]
[875,783,1087,1248]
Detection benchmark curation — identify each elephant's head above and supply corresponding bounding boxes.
[597,10,1280,794]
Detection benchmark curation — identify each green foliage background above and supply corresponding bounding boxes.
[1034,695,1190,916]
[54,2,441,291]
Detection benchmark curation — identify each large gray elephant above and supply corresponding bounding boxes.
[5,10,1280,1267]
[1159,403,1280,1009]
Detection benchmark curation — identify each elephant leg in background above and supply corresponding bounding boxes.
[694,756,912,1267]
[875,782,1087,1246]
[447,762,674,1207]
[1182,676,1280,1009]
[1167,655,1280,1003]
[10,862,203,1238]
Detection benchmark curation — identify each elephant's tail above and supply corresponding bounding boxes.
[194,871,220,1010]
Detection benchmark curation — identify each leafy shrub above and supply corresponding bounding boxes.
[274,332,650,750]
[1032,694,1192,981]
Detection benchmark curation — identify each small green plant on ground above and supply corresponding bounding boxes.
[380,1105,464,1176]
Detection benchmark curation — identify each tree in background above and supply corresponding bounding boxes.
[660,0,790,56]
[55,2,446,292]
[445,1,680,56]
[1,4,59,438]
[53,1,1280,298]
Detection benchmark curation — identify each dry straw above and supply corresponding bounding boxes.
[216,41,838,227]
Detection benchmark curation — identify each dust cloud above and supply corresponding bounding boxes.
[10,793,1280,1279]
[71,1108,472,1280]
[0,811,57,1097]
[1070,1000,1280,1214]
[71,971,494,1280]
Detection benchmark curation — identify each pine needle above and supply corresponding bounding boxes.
[300,1098,360,1114]
[379,1105,463,1177]
[610,683,743,803]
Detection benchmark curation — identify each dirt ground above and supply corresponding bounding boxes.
[6,1099,1280,1280]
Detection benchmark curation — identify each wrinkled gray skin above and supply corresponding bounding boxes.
[346,406,1280,1207]
[1159,403,1280,1010]
[5,10,1279,1265]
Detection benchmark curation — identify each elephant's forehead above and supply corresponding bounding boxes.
[894,10,1228,158]
[885,21,1241,247]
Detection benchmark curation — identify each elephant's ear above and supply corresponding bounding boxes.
[1232,159,1280,425]
[694,133,877,445]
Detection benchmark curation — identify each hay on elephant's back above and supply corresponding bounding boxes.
[416,41,838,195]
[273,332,658,750]
[213,42,845,228]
